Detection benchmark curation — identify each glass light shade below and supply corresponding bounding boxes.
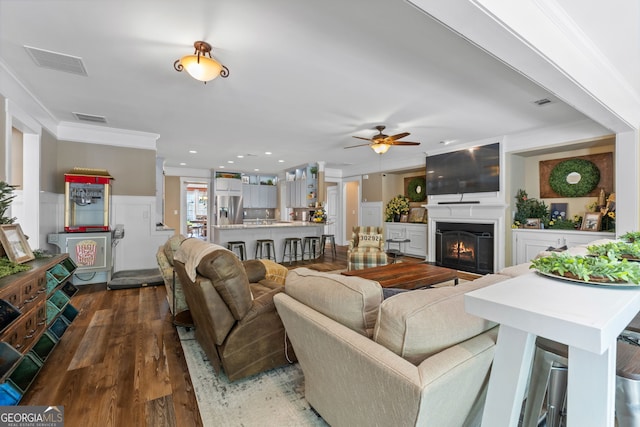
[179,55,223,82]
[371,143,391,154]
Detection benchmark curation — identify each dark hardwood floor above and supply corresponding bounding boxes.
[21,283,202,427]
[20,244,435,426]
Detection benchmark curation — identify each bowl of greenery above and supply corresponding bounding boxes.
[621,231,640,243]
[587,241,640,261]
[530,251,640,284]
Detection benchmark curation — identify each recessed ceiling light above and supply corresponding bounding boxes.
[278,159,284,163]
[227,160,234,164]
[254,168,259,172]
[219,165,225,169]
[265,151,272,155]
[237,155,244,158]
[180,162,186,166]
[189,150,197,154]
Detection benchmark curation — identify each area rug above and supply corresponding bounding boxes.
[177,328,328,427]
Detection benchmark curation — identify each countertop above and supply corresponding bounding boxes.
[213,221,324,230]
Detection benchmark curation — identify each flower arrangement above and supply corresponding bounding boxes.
[600,193,615,231]
[385,195,410,222]
[312,208,327,223]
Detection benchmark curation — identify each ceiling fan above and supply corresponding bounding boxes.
[345,125,421,154]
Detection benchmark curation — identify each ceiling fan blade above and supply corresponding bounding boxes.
[344,143,373,149]
[387,132,410,141]
[352,136,373,142]
[390,141,421,146]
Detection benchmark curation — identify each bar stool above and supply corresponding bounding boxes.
[227,241,246,261]
[320,234,336,259]
[282,237,303,265]
[302,236,320,261]
[522,336,640,427]
[255,239,276,262]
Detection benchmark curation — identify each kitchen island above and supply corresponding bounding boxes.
[212,221,324,262]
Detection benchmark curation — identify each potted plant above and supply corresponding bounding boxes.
[513,189,549,228]
[0,181,16,225]
[309,166,318,179]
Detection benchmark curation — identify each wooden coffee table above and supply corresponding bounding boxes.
[341,262,458,290]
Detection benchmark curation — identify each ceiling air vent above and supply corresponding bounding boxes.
[73,112,107,124]
[24,46,88,76]
[533,98,552,106]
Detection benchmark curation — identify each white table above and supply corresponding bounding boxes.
[464,271,640,427]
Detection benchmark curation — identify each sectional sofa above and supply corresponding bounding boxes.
[273,239,614,427]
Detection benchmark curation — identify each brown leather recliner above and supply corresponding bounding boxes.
[174,249,296,381]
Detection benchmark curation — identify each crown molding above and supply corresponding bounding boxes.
[56,121,159,150]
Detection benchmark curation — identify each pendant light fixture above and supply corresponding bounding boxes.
[174,41,229,83]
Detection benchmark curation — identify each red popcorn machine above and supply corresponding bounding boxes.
[64,168,114,232]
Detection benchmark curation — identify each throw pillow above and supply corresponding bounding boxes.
[358,233,382,248]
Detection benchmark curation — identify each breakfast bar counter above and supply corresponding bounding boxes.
[465,271,640,427]
[212,221,324,261]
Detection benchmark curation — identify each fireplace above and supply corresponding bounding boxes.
[435,222,494,274]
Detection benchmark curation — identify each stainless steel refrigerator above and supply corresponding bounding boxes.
[216,195,243,225]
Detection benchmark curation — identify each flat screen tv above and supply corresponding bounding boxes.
[426,143,500,196]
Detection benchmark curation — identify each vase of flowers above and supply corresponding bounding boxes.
[385,195,410,222]
[312,208,327,223]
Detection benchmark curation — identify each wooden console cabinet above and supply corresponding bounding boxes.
[0,254,78,404]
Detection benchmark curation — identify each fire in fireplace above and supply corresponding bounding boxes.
[436,222,494,274]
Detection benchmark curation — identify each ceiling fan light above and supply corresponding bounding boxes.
[179,54,223,82]
[371,143,390,154]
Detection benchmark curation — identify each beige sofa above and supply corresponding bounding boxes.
[273,238,615,426]
[156,234,191,324]
[273,268,512,427]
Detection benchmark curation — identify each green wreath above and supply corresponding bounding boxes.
[549,159,600,197]
[407,177,427,202]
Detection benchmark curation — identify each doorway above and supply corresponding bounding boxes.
[181,180,209,239]
[326,184,338,238]
[343,180,360,244]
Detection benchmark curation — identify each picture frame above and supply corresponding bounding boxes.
[408,207,427,223]
[524,218,541,229]
[549,203,568,221]
[0,224,34,264]
[581,212,602,231]
[399,214,409,223]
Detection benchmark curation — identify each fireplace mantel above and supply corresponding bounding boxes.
[424,203,508,272]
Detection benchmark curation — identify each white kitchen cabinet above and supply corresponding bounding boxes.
[384,222,428,259]
[216,177,242,195]
[285,164,317,208]
[511,229,615,265]
[286,180,309,208]
[263,185,277,208]
[243,184,277,208]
